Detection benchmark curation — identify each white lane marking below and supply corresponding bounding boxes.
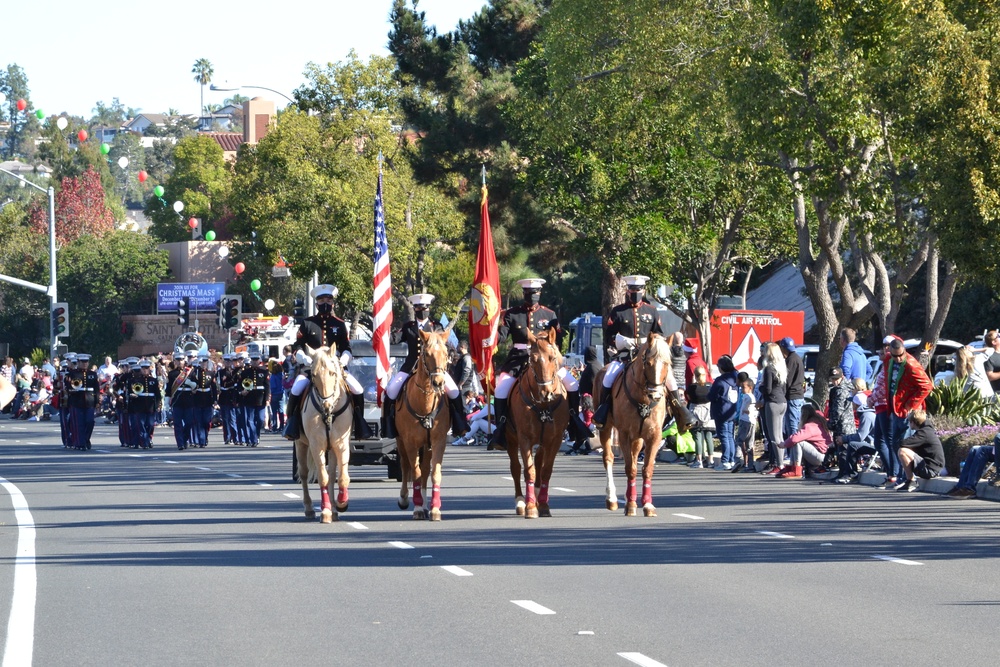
[618,652,668,667]
[225,473,242,478]
[0,476,36,667]
[872,555,923,566]
[347,522,368,530]
[450,468,471,473]
[194,467,212,471]
[511,600,555,615]
[283,493,300,499]
[441,565,473,577]
[420,555,433,559]
[256,482,273,487]
[389,541,414,549]
[162,460,179,465]
[501,476,514,481]
[757,530,794,539]
[578,631,595,636]
[553,487,576,493]
[93,449,110,453]
[26,442,40,445]
[672,513,704,521]
[128,454,142,458]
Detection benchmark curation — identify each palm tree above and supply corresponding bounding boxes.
[191,58,214,117]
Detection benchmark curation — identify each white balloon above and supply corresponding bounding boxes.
[218,246,230,258]
[173,200,184,213]
[118,156,129,169]
[56,116,68,130]
[264,299,275,311]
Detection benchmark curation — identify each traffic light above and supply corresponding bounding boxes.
[177,297,191,326]
[51,302,69,338]
[293,298,305,326]
[225,296,242,329]
[216,298,226,328]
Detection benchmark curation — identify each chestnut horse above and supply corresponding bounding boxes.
[394,327,455,521]
[504,328,569,518]
[295,346,353,523]
[593,333,672,516]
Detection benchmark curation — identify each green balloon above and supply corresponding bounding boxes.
[250,279,262,291]
[204,230,216,241]
[35,109,44,120]
[153,185,164,198]
[100,142,110,155]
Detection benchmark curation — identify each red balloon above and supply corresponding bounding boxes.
[77,129,88,142]
[16,99,26,112]
[279,315,290,326]
[234,262,246,275]
[137,170,148,183]
[188,218,198,229]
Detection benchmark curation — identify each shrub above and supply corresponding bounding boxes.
[926,377,999,426]
[938,425,997,478]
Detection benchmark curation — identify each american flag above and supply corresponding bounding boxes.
[372,164,392,406]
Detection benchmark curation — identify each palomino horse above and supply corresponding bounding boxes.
[295,346,353,523]
[504,328,569,518]
[394,327,455,521]
[593,332,672,517]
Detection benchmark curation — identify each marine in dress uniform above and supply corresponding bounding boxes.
[284,283,373,440]
[592,275,686,429]
[117,358,138,447]
[217,354,239,445]
[189,352,217,447]
[240,351,269,447]
[66,354,100,450]
[168,352,194,450]
[56,353,75,447]
[380,293,469,439]
[127,360,161,449]
[489,279,589,449]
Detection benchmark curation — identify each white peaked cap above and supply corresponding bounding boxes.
[517,278,546,290]
[409,293,435,307]
[623,275,650,287]
[311,284,339,299]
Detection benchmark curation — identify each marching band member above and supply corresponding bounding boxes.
[66,353,99,450]
[189,351,217,447]
[240,351,269,447]
[127,359,161,449]
[284,284,373,440]
[217,354,239,445]
[381,293,470,439]
[169,351,194,450]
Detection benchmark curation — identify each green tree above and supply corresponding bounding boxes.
[144,135,231,242]
[192,58,214,117]
[0,64,39,159]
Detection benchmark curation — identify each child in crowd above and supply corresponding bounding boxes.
[834,378,877,483]
[735,375,758,472]
[775,404,833,479]
[567,394,595,455]
[686,365,715,468]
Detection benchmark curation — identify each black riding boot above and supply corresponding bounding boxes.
[487,397,509,450]
[352,393,374,439]
[566,389,592,446]
[667,389,695,434]
[283,392,303,441]
[448,395,470,436]
[381,399,397,439]
[592,389,613,428]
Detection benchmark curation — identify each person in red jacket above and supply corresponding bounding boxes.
[683,337,711,387]
[883,338,933,486]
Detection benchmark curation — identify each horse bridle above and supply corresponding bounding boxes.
[309,354,350,429]
[640,342,667,398]
[417,336,449,395]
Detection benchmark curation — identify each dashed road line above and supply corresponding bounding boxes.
[618,652,667,667]
[511,600,555,615]
[225,473,242,478]
[756,530,794,539]
[283,492,300,499]
[389,541,414,550]
[553,487,576,493]
[256,482,273,487]
[501,476,514,481]
[194,467,212,471]
[347,522,368,530]
[672,513,704,521]
[441,565,473,577]
[449,468,471,473]
[872,555,923,566]
[162,460,179,464]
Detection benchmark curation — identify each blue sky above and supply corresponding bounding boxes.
[3,0,486,119]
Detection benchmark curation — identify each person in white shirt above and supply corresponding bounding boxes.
[97,357,119,384]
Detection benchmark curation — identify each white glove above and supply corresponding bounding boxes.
[295,350,310,366]
[615,333,636,352]
[339,351,352,367]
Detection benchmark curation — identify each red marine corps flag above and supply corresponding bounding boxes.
[468,168,501,390]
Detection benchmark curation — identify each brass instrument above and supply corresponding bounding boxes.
[131,382,145,396]
[241,377,255,391]
[70,377,83,390]
[170,366,193,395]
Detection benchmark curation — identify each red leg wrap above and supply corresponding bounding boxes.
[337,487,348,507]
[641,480,652,506]
[538,482,549,505]
[413,482,423,507]
[320,486,331,511]
[431,484,441,510]
[526,480,536,505]
[626,478,637,503]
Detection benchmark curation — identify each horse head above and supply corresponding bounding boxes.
[527,328,563,402]
[418,329,451,394]
[639,333,671,402]
[309,346,343,400]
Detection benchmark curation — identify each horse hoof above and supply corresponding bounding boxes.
[538,505,552,518]
[643,504,657,517]
[606,500,619,512]
[413,509,426,520]
[304,510,316,520]
[515,505,525,516]
[336,502,349,513]
[321,511,334,524]
[398,497,410,510]
[525,506,539,519]
[625,502,637,517]
[430,508,441,521]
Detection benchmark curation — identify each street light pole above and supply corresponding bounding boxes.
[210,83,294,104]
[0,167,58,355]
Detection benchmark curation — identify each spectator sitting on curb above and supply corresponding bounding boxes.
[946,435,998,498]
[895,409,945,492]
[774,403,833,479]
[834,378,877,483]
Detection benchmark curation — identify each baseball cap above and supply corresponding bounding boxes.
[828,367,843,380]
[778,337,796,351]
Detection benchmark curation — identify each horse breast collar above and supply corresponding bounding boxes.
[400,377,443,430]
[514,375,565,425]
[309,379,350,426]
[618,357,662,420]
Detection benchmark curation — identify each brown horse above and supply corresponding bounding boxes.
[295,346,353,523]
[593,333,672,517]
[394,327,455,521]
[504,328,569,518]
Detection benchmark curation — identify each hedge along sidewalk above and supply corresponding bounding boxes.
[856,470,1000,501]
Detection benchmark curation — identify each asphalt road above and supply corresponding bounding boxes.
[1,415,998,667]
